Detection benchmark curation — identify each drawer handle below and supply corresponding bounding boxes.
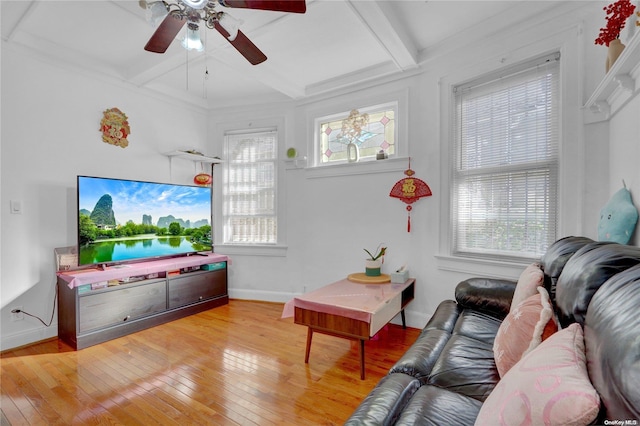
[123,315,130,322]
[199,296,203,301]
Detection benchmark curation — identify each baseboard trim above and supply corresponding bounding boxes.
[1,325,58,352]
[228,288,298,304]
[2,291,433,351]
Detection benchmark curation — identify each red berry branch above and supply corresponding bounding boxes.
[595,0,637,46]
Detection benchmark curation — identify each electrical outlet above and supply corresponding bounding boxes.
[10,307,24,321]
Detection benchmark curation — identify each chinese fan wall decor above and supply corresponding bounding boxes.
[389,158,432,232]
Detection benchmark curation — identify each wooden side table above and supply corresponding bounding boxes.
[286,278,415,379]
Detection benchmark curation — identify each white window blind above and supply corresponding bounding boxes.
[452,52,559,260]
[223,129,277,244]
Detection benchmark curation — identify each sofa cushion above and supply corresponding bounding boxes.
[427,334,499,402]
[451,309,502,344]
[394,385,482,426]
[344,373,421,426]
[455,278,516,320]
[540,236,594,301]
[391,300,461,380]
[556,242,640,326]
[510,262,544,311]
[493,287,557,377]
[421,300,460,334]
[585,264,640,421]
[475,323,600,426]
[390,329,451,381]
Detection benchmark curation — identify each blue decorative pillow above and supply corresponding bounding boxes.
[598,187,638,244]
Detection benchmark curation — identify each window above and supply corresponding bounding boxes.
[451,52,559,261]
[222,129,277,244]
[315,102,397,166]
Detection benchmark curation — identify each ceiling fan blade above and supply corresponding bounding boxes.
[144,14,186,54]
[214,21,267,65]
[219,0,306,14]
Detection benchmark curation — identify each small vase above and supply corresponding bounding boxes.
[606,39,625,72]
[347,142,360,163]
[365,259,381,277]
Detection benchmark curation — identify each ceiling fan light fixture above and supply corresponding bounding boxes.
[181,0,208,10]
[145,1,169,27]
[218,12,241,41]
[182,23,204,51]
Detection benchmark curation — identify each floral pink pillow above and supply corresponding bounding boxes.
[478,323,600,426]
[510,262,544,312]
[494,287,557,377]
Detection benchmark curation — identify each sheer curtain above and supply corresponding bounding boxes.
[223,129,277,244]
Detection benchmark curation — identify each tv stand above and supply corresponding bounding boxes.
[57,253,228,350]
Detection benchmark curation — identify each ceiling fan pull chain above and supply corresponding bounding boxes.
[185,47,189,91]
[203,66,209,99]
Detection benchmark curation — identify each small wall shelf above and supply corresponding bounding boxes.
[584,31,640,124]
[163,151,223,181]
[163,150,224,164]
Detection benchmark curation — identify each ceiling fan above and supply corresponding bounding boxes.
[140,0,307,65]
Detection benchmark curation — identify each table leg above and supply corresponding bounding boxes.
[305,327,313,363]
[359,339,365,380]
[401,309,406,329]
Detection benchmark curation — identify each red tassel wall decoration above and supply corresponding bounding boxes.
[389,158,431,232]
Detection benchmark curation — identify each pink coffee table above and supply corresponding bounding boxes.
[282,277,415,379]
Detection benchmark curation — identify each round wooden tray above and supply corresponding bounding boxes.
[347,273,391,284]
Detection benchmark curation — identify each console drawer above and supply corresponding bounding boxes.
[168,269,227,309]
[79,280,167,333]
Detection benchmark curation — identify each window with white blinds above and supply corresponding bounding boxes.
[451,52,559,261]
[223,129,277,244]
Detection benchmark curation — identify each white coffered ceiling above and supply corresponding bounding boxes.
[1,0,597,110]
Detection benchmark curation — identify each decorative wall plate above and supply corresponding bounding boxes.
[100,107,130,148]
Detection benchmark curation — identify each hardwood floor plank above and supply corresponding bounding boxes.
[1,300,421,425]
[0,375,39,426]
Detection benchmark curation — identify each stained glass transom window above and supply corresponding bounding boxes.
[317,103,396,165]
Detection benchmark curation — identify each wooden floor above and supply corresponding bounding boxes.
[1,300,421,425]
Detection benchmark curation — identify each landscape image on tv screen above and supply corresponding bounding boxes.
[77,176,212,266]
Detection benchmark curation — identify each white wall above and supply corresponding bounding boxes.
[609,94,640,245]
[3,1,632,350]
[0,43,210,349]
[210,3,610,330]
[583,2,640,246]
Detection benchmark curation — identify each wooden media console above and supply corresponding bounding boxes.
[57,253,228,350]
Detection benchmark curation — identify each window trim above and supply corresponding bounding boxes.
[437,26,585,275]
[305,88,409,175]
[313,101,399,167]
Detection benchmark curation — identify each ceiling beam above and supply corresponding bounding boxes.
[3,0,39,42]
[345,0,418,71]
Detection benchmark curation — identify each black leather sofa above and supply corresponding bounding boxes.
[345,237,640,425]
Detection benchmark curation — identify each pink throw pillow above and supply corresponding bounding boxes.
[477,323,600,426]
[494,287,557,377]
[510,262,544,312]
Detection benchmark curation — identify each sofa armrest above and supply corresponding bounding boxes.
[455,278,517,320]
[344,373,421,426]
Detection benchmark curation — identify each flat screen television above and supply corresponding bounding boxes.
[77,175,212,267]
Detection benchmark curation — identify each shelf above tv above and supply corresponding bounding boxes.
[163,150,224,164]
